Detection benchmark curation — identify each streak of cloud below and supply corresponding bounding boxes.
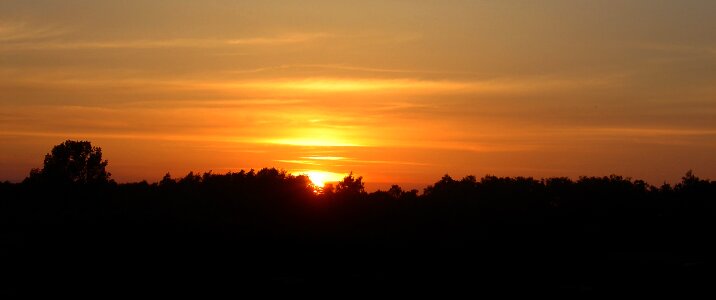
[0,32,332,51]
[0,21,68,42]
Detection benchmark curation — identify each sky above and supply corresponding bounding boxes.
[1,0,715,190]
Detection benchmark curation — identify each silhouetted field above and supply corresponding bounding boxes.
[1,141,715,296]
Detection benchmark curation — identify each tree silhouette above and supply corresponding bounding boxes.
[28,140,111,185]
[5,140,716,295]
[335,172,365,196]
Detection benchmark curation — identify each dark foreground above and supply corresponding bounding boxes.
[2,170,715,296]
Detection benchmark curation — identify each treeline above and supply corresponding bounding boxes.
[5,168,715,233]
[1,141,716,295]
[2,169,716,295]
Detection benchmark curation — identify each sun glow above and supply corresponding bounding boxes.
[242,78,468,93]
[303,170,344,188]
[265,137,360,147]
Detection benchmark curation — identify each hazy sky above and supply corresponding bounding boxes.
[2,1,715,189]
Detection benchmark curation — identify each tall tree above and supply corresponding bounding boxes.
[29,140,111,185]
[335,172,365,196]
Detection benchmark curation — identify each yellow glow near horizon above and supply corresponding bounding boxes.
[261,126,366,147]
[238,78,469,93]
[302,156,347,161]
[266,138,361,147]
[303,170,345,188]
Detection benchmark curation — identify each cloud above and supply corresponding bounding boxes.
[233,78,469,93]
[263,138,361,147]
[0,129,249,144]
[301,156,347,161]
[274,160,321,166]
[225,33,332,46]
[341,159,431,167]
[633,42,716,58]
[575,127,716,137]
[227,63,469,75]
[0,30,332,51]
[0,21,68,42]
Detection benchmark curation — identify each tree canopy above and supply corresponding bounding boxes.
[28,140,111,185]
[3,140,716,295]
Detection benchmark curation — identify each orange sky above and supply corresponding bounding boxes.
[1,1,716,190]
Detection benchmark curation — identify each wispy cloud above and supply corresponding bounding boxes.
[0,21,68,42]
[274,159,321,166]
[276,155,430,169]
[0,129,254,144]
[298,155,430,166]
[575,127,716,137]
[1,63,626,98]
[225,33,332,46]
[302,156,347,161]
[342,159,431,166]
[228,63,472,75]
[264,138,361,147]
[232,78,471,93]
[633,42,716,58]
[0,30,332,51]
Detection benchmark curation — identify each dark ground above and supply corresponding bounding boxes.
[2,170,715,296]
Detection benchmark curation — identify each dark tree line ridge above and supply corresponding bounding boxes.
[2,140,716,295]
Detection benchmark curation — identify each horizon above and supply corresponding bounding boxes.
[2,1,716,189]
[3,139,707,193]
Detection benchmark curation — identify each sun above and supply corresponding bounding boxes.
[303,170,344,188]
